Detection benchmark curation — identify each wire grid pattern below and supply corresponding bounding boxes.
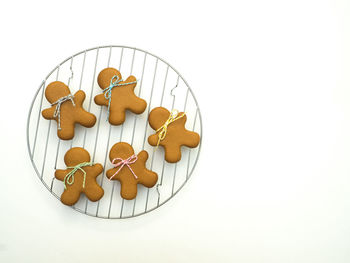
[26,46,202,219]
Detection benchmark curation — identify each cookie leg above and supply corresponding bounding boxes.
[57,120,75,140]
[182,131,200,148]
[84,184,104,202]
[137,151,158,187]
[109,109,126,125]
[61,188,81,206]
[139,171,158,188]
[164,144,182,163]
[120,181,138,200]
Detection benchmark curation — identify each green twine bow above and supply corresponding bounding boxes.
[102,75,137,120]
[63,162,93,189]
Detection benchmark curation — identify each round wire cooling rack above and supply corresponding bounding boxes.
[26,45,202,219]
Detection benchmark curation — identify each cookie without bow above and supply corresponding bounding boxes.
[55,147,104,206]
[106,142,158,200]
[94,67,147,125]
[148,107,200,163]
[42,81,96,140]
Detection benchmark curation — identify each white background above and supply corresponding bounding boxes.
[1,0,350,262]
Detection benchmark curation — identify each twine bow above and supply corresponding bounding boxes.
[109,155,138,180]
[51,94,75,130]
[156,110,185,147]
[102,75,137,120]
[63,162,93,189]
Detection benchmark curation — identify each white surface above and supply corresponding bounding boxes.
[1,0,350,262]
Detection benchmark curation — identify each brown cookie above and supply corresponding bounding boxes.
[148,107,200,163]
[94,67,147,125]
[42,81,97,140]
[106,142,158,200]
[55,147,104,206]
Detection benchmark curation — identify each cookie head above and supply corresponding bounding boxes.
[148,107,187,131]
[148,107,169,130]
[97,68,122,90]
[64,147,91,166]
[45,81,71,103]
[109,142,135,161]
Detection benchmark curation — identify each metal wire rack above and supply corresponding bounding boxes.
[26,45,202,219]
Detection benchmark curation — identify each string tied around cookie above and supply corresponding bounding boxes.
[102,75,138,120]
[156,109,185,147]
[64,162,93,189]
[51,94,75,130]
[109,154,138,180]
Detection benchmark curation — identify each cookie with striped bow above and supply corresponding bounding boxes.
[94,67,147,125]
[42,81,96,140]
[55,147,104,206]
[148,107,200,163]
[106,142,158,200]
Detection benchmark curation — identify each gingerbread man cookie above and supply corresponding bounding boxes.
[94,67,147,125]
[42,81,96,140]
[106,142,158,200]
[148,107,200,163]
[55,147,104,206]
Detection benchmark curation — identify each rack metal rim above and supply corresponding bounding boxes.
[26,45,203,219]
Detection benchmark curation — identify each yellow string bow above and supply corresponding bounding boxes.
[156,109,185,147]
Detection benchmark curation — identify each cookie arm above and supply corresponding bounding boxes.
[93,163,104,178]
[55,169,67,181]
[124,75,137,86]
[137,150,149,163]
[106,167,118,180]
[42,106,56,120]
[148,133,159,147]
[94,93,109,106]
[73,90,86,106]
